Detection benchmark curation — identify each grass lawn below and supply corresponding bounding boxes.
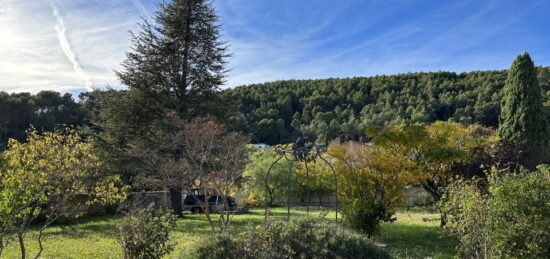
[376,209,457,258]
[1,208,456,258]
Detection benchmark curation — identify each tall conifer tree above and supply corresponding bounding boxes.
[498,53,550,160]
[93,0,229,216]
[117,0,228,117]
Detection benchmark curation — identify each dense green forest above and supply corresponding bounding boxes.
[1,67,549,148]
[225,67,550,144]
[0,91,87,149]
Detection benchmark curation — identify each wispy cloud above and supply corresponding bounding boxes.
[51,4,93,91]
[221,0,550,87]
[1,0,549,94]
[129,0,148,16]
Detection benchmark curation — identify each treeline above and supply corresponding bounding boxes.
[0,91,87,150]
[2,67,550,148]
[225,67,550,144]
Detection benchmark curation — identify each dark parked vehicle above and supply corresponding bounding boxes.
[183,188,237,214]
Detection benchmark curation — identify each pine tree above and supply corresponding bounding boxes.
[117,0,228,117]
[95,0,229,216]
[538,67,550,88]
[498,52,550,160]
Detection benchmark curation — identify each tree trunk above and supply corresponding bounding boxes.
[35,228,45,259]
[421,181,441,203]
[18,231,25,259]
[440,212,448,227]
[421,180,447,226]
[169,187,183,217]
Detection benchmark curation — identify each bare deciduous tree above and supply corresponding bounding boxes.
[133,114,249,234]
[179,118,249,233]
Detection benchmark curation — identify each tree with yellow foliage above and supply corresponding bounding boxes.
[0,129,126,258]
[326,142,416,235]
[368,121,496,225]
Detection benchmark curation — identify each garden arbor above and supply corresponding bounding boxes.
[264,137,339,222]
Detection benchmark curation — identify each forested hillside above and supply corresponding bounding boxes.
[2,68,550,148]
[224,68,550,144]
[0,91,86,150]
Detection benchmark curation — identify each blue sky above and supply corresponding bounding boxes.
[1,0,549,95]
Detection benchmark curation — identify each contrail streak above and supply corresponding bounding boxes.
[129,0,148,16]
[51,5,93,91]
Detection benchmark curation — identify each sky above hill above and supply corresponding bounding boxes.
[1,0,549,95]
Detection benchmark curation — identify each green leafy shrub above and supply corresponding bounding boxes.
[442,166,550,258]
[489,166,550,258]
[194,234,242,259]
[195,218,390,259]
[117,206,176,259]
[441,178,491,258]
[241,147,297,207]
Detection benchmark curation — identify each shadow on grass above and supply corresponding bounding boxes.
[25,215,121,239]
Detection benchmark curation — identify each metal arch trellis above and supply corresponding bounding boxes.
[264,137,338,223]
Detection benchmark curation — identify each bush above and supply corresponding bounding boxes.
[490,166,550,258]
[441,178,491,258]
[117,206,176,259]
[442,166,550,258]
[328,142,413,234]
[195,218,390,259]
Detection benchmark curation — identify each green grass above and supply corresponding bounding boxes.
[1,208,456,258]
[377,210,457,258]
